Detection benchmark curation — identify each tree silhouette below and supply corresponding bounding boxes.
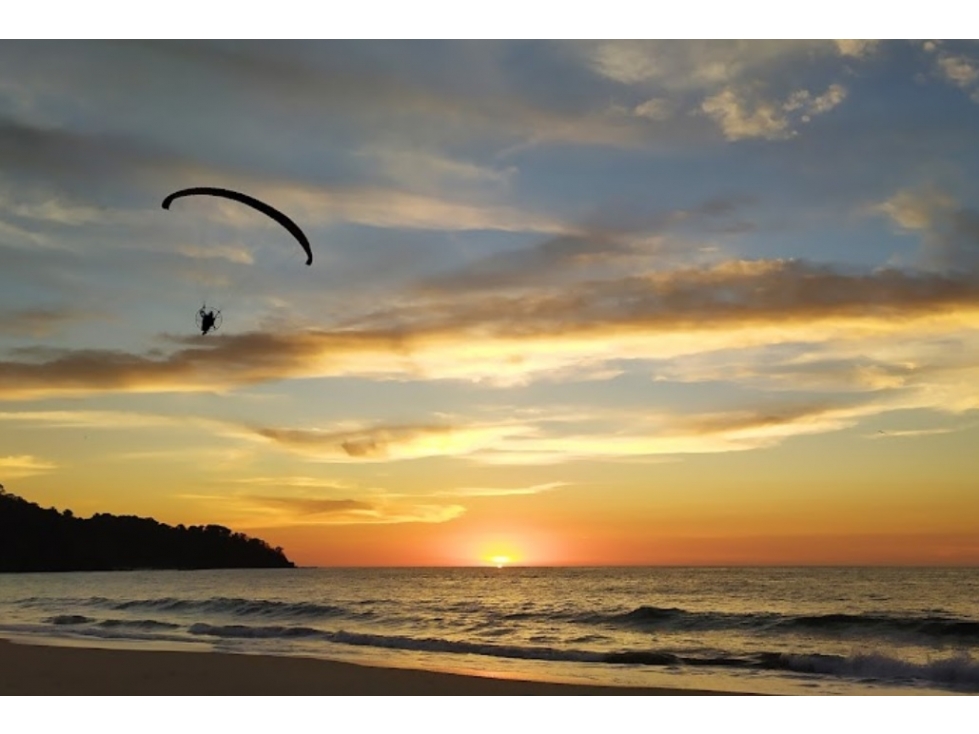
[0,487,295,572]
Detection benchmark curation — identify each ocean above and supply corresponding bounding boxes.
[0,566,976,695]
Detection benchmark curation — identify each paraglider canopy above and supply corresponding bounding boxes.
[162,187,312,266]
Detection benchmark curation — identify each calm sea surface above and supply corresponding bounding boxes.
[1,567,976,695]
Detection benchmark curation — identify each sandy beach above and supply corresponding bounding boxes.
[0,638,736,695]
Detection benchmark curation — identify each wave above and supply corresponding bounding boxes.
[44,614,94,625]
[97,619,182,631]
[5,619,194,646]
[187,622,616,662]
[592,606,979,644]
[185,622,979,692]
[44,614,186,631]
[760,651,979,690]
[24,594,979,647]
[25,595,357,621]
[780,613,979,639]
[110,596,353,619]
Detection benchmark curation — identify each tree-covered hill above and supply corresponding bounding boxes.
[0,486,295,572]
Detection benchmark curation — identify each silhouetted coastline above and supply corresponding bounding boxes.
[0,487,295,572]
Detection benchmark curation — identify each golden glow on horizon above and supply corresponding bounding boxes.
[489,555,511,568]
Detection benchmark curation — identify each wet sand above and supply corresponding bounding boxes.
[0,638,737,695]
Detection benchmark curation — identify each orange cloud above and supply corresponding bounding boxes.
[183,491,465,527]
[250,421,534,462]
[3,258,979,422]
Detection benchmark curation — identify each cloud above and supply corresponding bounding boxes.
[584,40,839,89]
[874,188,957,232]
[241,381,964,467]
[874,188,979,272]
[414,231,653,294]
[255,179,568,235]
[405,259,979,341]
[0,41,664,154]
[784,84,847,116]
[869,426,965,439]
[672,400,876,439]
[26,381,907,468]
[230,476,355,490]
[4,331,977,468]
[247,496,373,515]
[0,410,267,464]
[461,401,890,464]
[0,409,226,431]
[2,197,112,227]
[252,421,535,462]
[650,327,979,423]
[701,88,793,141]
[5,254,979,398]
[0,306,79,337]
[432,481,569,497]
[0,454,56,478]
[650,346,923,394]
[10,398,902,467]
[926,46,979,102]
[0,116,569,242]
[413,197,752,295]
[0,212,45,247]
[633,97,674,121]
[834,40,879,58]
[577,42,856,144]
[354,146,518,193]
[0,116,211,208]
[176,243,255,265]
[937,54,979,88]
[191,491,466,526]
[702,83,847,141]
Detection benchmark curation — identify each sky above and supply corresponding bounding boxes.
[2,38,979,566]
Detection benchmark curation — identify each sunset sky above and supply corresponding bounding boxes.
[2,39,979,566]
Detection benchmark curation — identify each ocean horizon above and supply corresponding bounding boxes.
[1,565,976,695]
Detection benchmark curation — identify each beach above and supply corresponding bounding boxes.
[0,638,728,695]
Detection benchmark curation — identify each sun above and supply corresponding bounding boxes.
[470,536,528,568]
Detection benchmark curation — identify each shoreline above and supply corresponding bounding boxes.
[0,638,740,695]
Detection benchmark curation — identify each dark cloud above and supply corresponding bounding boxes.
[876,189,979,274]
[363,259,979,338]
[0,116,189,190]
[0,41,716,156]
[0,322,435,399]
[935,207,979,272]
[414,231,637,294]
[133,41,432,111]
[3,257,979,398]
[0,306,78,337]
[415,196,756,295]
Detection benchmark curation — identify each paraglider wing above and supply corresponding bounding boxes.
[162,187,312,266]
